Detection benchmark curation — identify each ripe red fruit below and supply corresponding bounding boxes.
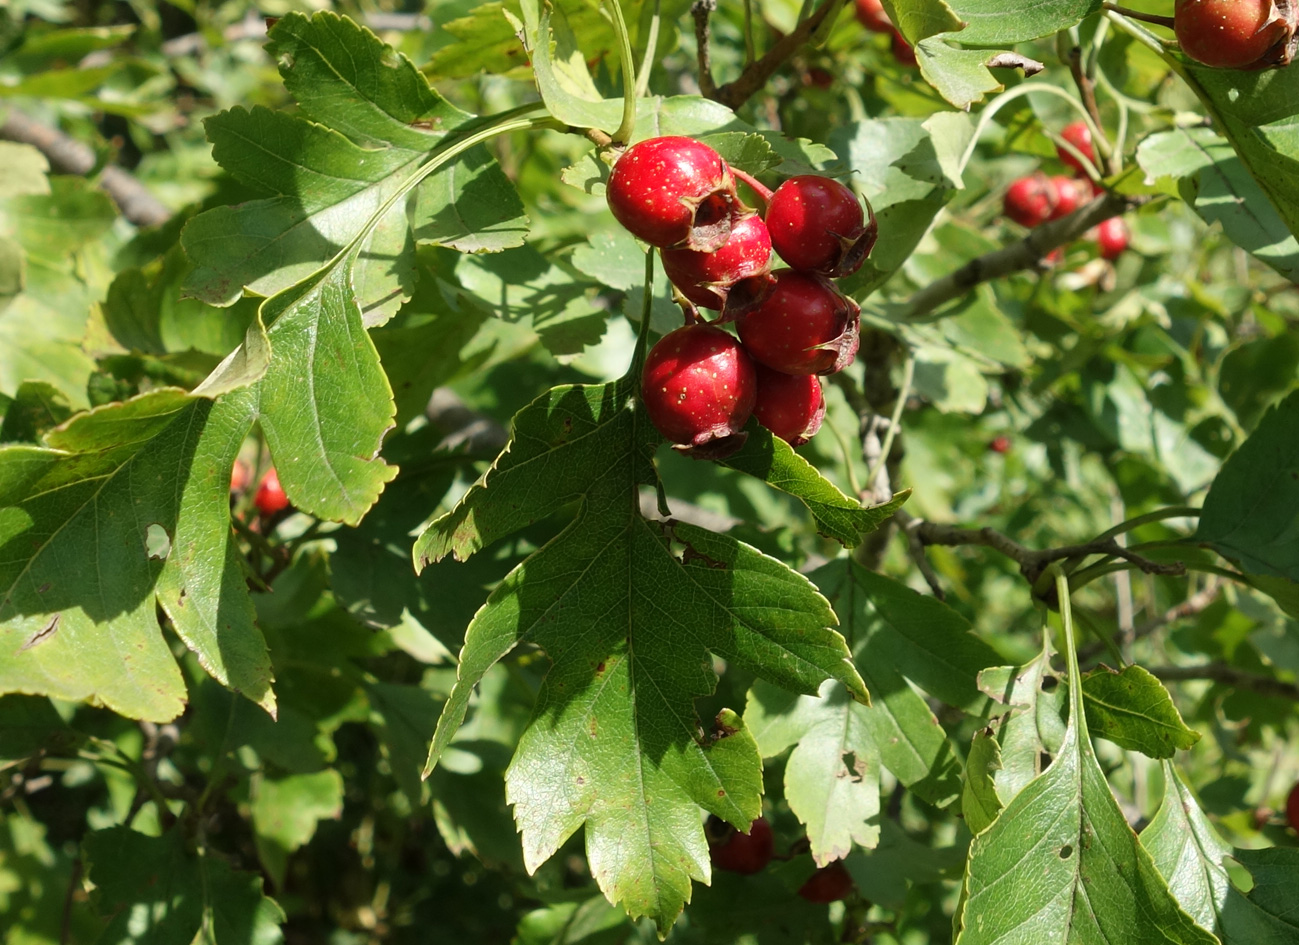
[891,29,918,66]
[854,0,893,33]
[709,817,774,874]
[1003,173,1058,228]
[989,435,1011,454]
[641,324,757,458]
[1097,217,1130,260]
[606,137,742,252]
[1174,0,1291,69]
[662,213,773,310]
[798,861,854,903]
[753,366,825,446]
[765,176,877,278]
[1057,121,1096,174]
[1286,782,1299,832]
[1047,175,1088,220]
[734,271,860,376]
[254,468,290,516]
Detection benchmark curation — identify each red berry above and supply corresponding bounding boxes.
[641,324,757,458]
[1174,0,1291,69]
[1047,175,1087,220]
[734,271,860,376]
[989,435,1011,454]
[1003,173,1058,228]
[798,861,854,903]
[765,176,876,277]
[1097,217,1130,260]
[230,459,250,493]
[606,137,741,251]
[804,67,835,89]
[1286,782,1299,833]
[753,366,825,446]
[254,467,290,516]
[709,817,774,874]
[1057,121,1096,174]
[891,29,918,66]
[854,0,893,33]
[662,213,773,310]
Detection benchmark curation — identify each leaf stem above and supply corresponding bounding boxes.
[630,250,657,384]
[865,350,913,492]
[634,0,662,98]
[602,0,638,143]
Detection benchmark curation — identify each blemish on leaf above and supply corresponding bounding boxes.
[20,614,60,651]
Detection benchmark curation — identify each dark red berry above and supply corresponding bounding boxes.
[753,366,825,446]
[606,137,742,251]
[988,435,1011,454]
[641,324,757,458]
[1174,0,1292,70]
[1097,217,1129,260]
[1003,173,1058,228]
[1047,175,1087,220]
[804,67,835,89]
[854,0,893,33]
[734,271,860,376]
[798,861,854,903]
[709,817,774,874]
[891,28,918,66]
[255,467,289,516]
[765,176,876,277]
[662,213,773,310]
[1057,121,1096,175]
[1287,782,1299,833]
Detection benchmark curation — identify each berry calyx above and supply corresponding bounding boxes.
[733,271,861,376]
[854,0,893,33]
[606,137,743,252]
[1057,121,1096,175]
[1286,782,1299,833]
[1003,173,1058,228]
[641,324,757,459]
[1097,217,1130,260]
[765,176,877,277]
[708,817,775,874]
[662,213,773,310]
[753,366,825,446]
[1173,0,1293,70]
[255,467,290,516]
[798,861,854,903]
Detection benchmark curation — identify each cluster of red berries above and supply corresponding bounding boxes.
[1173,0,1297,70]
[606,136,875,459]
[1002,121,1129,263]
[854,0,917,67]
[708,816,855,902]
[231,460,290,518]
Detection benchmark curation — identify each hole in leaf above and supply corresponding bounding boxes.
[1059,845,1073,859]
[1040,675,1059,693]
[146,523,171,560]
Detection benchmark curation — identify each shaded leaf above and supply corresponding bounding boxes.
[1081,664,1200,758]
[962,729,1002,836]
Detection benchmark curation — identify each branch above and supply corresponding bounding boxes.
[1066,44,1117,176]
[903,191,1139,321]
[712,0,842,110]
[1148,664,1299,703]
[0,108,171,227]
[691,0,719,98]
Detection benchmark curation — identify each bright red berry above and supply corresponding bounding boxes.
[1286,782,1299,833]
[734,271,860,376]
[1003,173,1058,228]
[989,435,1011,454]
[765,176,876,277]
[1047,175,1087,220]
[606,137,742,252]
[1174,0,1291,70]
[254,467,290,516]
[641,324,757,458]
[709,817,774,874]
[753,366,825,446]
[891,28,918,66]
[854,0,893,33]
[662,213,773,310]
[1057,121,1096,174]
[798,861,854,903]
[1097,217,1130,260]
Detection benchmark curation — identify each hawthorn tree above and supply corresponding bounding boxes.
[1,0,1298,942]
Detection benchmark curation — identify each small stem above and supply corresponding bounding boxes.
[1103,3,1175,29]
[692,0,718,98]
[602,0,638,144]
[865,351,913,491]
[742,0,757,65]
[712,0,843,109]
[634,0,662,98]
[826,418,863,499]
[1066,44,1117,174]
[630,250,657,383]
[1149,664,1299,703]
[731,166,774,207]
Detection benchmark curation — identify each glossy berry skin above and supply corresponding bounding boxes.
[765,176,876,277]
[1097,217,1130,260]
[1004,173,1058,228]
[255,468,290,516]
[606,137,740,251]
[1286,782,1299,833]
[1057,121,1096,174]
[1174,0,1289,69]
[662,213,773,309]
[753,366,825,446]
[798,862,854,903]
[735,271,860,376]
[641,324,757,457]
[1048,175,1087,220]
[709,817,774,874]
[854,0,893,33]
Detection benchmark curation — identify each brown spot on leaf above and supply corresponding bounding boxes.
[20,614,60,651]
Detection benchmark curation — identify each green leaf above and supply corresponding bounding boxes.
[0,381,73,444]
[0,693,80,763]
[1196,389,1299,581]
[1081,664,1200,759]
[83,827,285,944]
[415,371,867,930]
[1231,848,1299,941]
[1144,762,1299,945]
[520,0,619,133]
[252,769,344,888]
[939,0,1101,45]
[0,389,275,721]
[915,41,1009,111]
[955,599,1219,945]
[962,729,1003,836]
[0,142,51,198]
[978,647,1067,806]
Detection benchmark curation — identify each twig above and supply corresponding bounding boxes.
[898,512,945,600]
[1133,579,1222,640]
[61,857,82,945]
[691,0,719,98]
[1066,44,1117,175]
[1102,3,1175,29]
[0,108,171,227]
[1148,664,1299,703]
[903,192,1140,321]
[712,0,842,110]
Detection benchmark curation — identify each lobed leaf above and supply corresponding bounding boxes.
[1081,664,1200,759]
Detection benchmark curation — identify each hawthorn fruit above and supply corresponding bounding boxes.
[734,271,860,376]
[854,0,893,33]
[753,365,826,446]
[1097,217,1130,260]
[1057,121,1096,174]
[798,861,854,903]
[255,468,290,516]
[1003,173,1058,228]
[765,175,876,277]
[709,817,775,874]
[1173,0,1292,69]
[662,213,773,309]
